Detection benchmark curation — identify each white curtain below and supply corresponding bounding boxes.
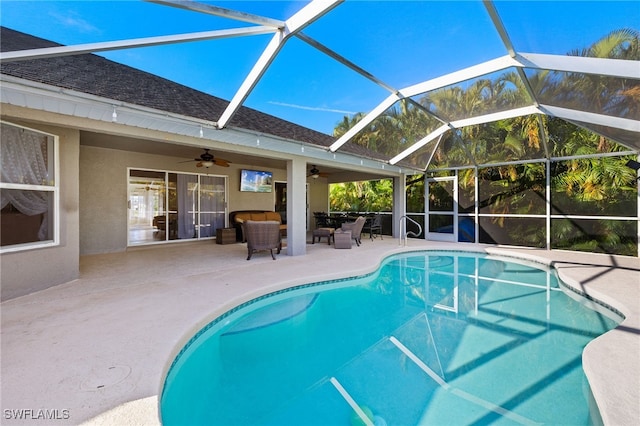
[200,176,225,237]
[177,174,197,239]
[1,125,50,240]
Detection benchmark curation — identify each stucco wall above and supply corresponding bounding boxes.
[79,144,293,255]
[1,124,80,301]
[227,168,287,213]
[79,145,130,254]
[307,178,330,227]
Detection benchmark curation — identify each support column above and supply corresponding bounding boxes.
[286,159,307,256]
[392,174,407,238]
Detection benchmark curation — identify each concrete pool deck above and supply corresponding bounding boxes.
[1,238,638,425]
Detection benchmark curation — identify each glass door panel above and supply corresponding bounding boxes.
[167,173,180,240]
[426,178,456,242]
[128,170,167,245]
[199,175,226,238]
[174,173,197,240]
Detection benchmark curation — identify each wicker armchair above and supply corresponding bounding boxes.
[340,216,366,246]
[244,220,282,260]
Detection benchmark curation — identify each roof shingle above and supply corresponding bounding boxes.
[0,26,336,148]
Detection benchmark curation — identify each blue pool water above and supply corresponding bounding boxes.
[161,251,621,425]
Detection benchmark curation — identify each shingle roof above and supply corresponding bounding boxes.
[0,26,336,148]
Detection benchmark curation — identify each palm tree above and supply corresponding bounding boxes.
[330,180,392,212]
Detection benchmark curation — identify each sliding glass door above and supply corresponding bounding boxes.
[128,169,227,245]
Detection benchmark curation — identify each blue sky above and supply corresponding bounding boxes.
[1,1,638,134]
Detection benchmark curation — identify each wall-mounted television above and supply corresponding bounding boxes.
[240,169,273,193]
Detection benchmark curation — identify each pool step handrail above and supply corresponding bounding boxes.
[399,215,423,246]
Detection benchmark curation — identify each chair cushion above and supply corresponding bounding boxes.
[313,227,334,237]
[250,213,267,221]
[264,212,281,222]
[235,213,251,223]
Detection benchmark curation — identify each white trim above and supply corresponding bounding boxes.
[0,121,60,253]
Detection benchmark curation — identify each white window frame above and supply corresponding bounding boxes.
[0,121,60,253]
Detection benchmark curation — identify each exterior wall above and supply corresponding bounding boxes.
[79,144,291,255]
[227,168,287,213]
[79,145,129,254]
[1,123,80,301]
[307,178,330,228]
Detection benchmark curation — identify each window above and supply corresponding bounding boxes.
[0,122,58,251]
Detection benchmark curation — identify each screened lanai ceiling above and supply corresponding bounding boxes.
[1,0,638,172]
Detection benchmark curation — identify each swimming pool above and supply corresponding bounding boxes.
[161,250,621,425]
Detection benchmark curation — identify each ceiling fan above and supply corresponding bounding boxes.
[180,149,231,168]
[308,165,329,179]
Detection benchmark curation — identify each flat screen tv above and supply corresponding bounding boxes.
[240,169,273,193]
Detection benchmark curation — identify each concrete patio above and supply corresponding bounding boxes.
[1,237,638,425]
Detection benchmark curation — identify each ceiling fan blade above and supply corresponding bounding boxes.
[214,158,230,167]
[196,162,203,167]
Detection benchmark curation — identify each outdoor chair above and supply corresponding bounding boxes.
[366,213,383,240]
[244,220,282,260]
[340,216,366,246]
[313,211,330,228]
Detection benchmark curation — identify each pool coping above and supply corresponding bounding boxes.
[157,244,639,426]
[1,240,637,425]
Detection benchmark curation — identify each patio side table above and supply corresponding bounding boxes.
[216,228,236,244]
[334,230,352,249]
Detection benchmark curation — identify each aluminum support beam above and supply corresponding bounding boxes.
[0,27,275,62]
[517,53,640,79]
[541,105,640,133]
[388,106,542,165]
[329,93,400,152]
[296,32,398,95]
[483,0,516,57]
[389,125,450,165]
[145,0,285,28]
[216,0,343,129]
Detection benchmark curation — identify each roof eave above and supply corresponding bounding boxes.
[0,75,408,176]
